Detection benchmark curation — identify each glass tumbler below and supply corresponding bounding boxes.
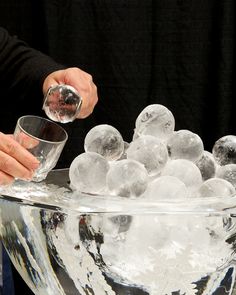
[14,115,68,182]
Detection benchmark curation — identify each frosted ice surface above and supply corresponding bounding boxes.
[100,214,169,291]
[167,130,204,162]
[144,175,188,200]
[98,212,232,295]
[213,135,236,165]
[161,159,202,189]
[117,141,130,160]
[84,124,124,161]
[195,151,217,181]
[106,159,148,198]
[135,104,175,140]
[197,177,235,198]
[126,135,168,176]
[69,152,109,194]
[216,164,236,188]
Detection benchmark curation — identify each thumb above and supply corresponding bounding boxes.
[42,70,65,95]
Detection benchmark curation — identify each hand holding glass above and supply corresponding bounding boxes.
[14,115,68,182]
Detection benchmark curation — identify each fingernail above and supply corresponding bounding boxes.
[31,161,40,170]
[23,171,34,181]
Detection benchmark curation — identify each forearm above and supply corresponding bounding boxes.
[0,27,64,99]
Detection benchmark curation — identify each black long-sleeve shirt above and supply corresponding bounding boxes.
[0,27,64,132]
[0,27,63,97]
[0,28,67,295]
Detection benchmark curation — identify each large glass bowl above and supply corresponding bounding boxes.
[1,169,236,295]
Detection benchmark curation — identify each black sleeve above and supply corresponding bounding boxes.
[0,26,65,101]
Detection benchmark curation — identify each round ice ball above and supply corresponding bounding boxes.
[144,175,188,200]
[216,164,236,188]
[167,129,204,162]
[84,124,124,161]
[195,151,217,181]
[135,104,175,140]
[106,159,148,198]
[126,135,168,176]
[69,152,110,194]
[197,178,235,198]
[212,135,236,165]
[161,159,202,190]
[117,141,130,160]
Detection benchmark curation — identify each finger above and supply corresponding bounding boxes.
[0,132,39,170]
[6,134,39,149]
[0,171,14,186]
[63,69,98,118]
[15,132,39,149]
[43,68,99,119]
[0,151,34,180]
[76,84,98,119]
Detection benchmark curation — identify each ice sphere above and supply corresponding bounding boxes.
[117,141,130,160]
[167,129,204,162]
[43,84,82,123]
[197,178,235,198]
[216,164,236,188]
[195,151,217,181]
[99,214,166,290]
[106,159,148,198]
[126,135,168,176]
[161,159,202,189]
[109,215,133,233]
[84,124,124,161]
[69,152,109,194]
[144,175,188,200]
[135,104,175,140]
[212,135,236,165]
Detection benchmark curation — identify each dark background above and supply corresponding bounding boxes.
[0,0,235,294]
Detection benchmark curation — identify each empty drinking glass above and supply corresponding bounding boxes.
[14,115,68,182]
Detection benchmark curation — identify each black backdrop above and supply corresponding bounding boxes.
[0,0,235,294]
[0,0,235,168]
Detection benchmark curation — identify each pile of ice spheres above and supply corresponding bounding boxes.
[67,104,236,294]
[69,104,236,199]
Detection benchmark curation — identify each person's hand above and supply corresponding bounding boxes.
[0,133,40,185]
[43,67,98,119]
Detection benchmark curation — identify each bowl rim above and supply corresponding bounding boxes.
[1,168,236,215]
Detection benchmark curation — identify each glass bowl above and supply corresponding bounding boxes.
[1,169,236,295]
